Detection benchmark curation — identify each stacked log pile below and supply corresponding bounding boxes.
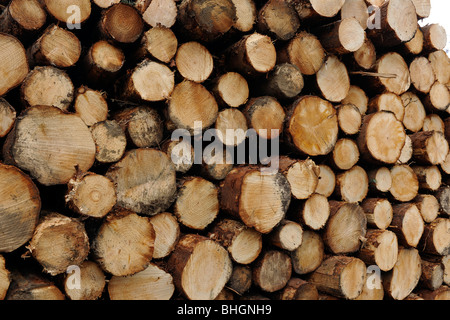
[0,0,449,301]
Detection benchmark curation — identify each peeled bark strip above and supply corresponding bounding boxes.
[331,138,360,171]
[414,194,439,223]
[335,165,369,203]
[99,3,144,44]
[3,105,96,186]
[357,111,406,164]
[219,166,291,234]
[368,167,392,194]
[244,96,285,140]
[208,219,262,265]
[114,106,163,148]
[410,131,449,165]
[278,278,319,300]
[174,177,219,230]
[412,165,441,191]
[90,120,127,164]
[390,203,424,248]
[299,193,330,231]
[65,172,116,219]
[256,0,300,41]
[142,0,177,28]
[337,104,362,136]
[121,59,174,102]
[41,0,91,25]
[324,201,367,255]
[357,229,398,271]
[167,234,232,300]
[6,270,65,300]
[83,40,125,88]
[361,198,393,230]
[212,72,249,108]
[409,56,435,94]
[277,31,325,76]
[227,32,276,76]
[0,255,10,300]
[0,33,29,97]
[74,86,108,127]
[105,148,177,216]
[0,98,16,138]
[428,50,450,85]
[64,261,105,301]
[419,218,450,256]
[383,248,422,300]
[0,164,40,253]
[366,0,418,48]
[21,66,74,111]
[0,0,46,39]
[28,212,90,276]
[318,18,365,54]
[215,108,248,147]
[148,212,180,259]
[314,164,336,198]
[252,250,292,293]
[231,0,256,32]
[285,96,338,156]
[420,259,444,291]
[177,0,236,42]
[308,255,366,300]
[422,23,447,52]
[168,80,218,133]
[401,92,426,133]
[175,41,213,83]
[137,26,178,64]
[278,156,320,200]
[269,220,303,251]
[27,24,81,68]
[390,165,419,202]
[108,263,174,300]
[91,208,155,277]
[368,92,405,122]
[291,230,324,275]
[316,55,350,103]
[261,63,304,101]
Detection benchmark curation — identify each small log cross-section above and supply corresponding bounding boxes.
[174,177,219,230]
[308,255,367,300]
[168,234,232,300]
[285,96,339,156]
[28,212,90,276]
[106,148,177,216]
[220,166,291,234]
[0,164,41,253]
[208,219,262,265]
[3,105,96,186]
[252,250,292,293]
[91,208,155,277]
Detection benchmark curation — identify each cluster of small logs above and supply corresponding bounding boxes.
[0,0,450,301]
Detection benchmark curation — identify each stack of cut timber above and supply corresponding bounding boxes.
[0,0,449,301]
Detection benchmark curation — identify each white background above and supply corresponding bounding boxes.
[419,0,450,52]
